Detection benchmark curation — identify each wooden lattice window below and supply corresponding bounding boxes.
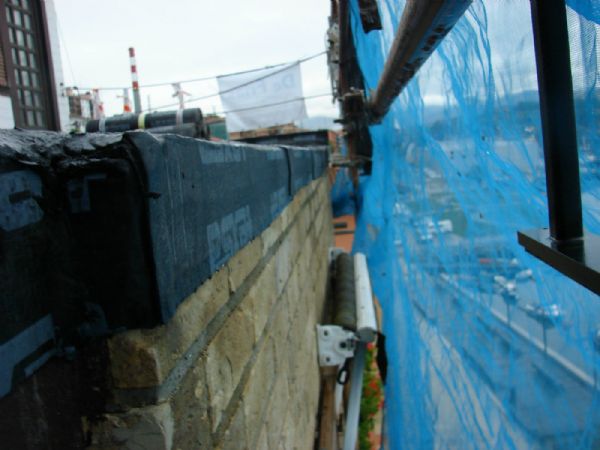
[0,41,8,87]
[0,0,58,129]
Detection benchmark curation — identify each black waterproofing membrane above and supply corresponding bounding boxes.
[0,129,328,398]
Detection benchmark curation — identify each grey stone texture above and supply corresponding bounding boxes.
[87,177,333,450]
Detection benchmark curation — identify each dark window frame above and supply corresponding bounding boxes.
[0,0,60,130]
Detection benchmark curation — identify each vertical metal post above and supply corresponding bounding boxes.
[129,47,142,114]
[337,0,358,184]
[337,0,350,100]
[171,82,189,111]
[530,0,583,242]
[91,88,104,119]
[338,0,371,182]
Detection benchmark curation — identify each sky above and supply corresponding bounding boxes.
[53,0,339,119]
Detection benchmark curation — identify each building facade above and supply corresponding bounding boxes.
[0,0,68,131]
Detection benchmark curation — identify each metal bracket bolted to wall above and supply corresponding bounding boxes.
[317,325,357,367]
[317,251,380,450]
[318,251,379,367]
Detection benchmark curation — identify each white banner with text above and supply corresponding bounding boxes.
[217,63,307,133]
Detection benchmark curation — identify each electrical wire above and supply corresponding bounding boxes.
[142,65,297,111]
[212,93,332,116]
[77,51,326,92]
[141,53,327,112]
[56,15,78,87]
[93,93,332,118]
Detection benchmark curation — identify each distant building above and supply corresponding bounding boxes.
[204,114,228,140]
[65,87,94,131]
[237,128,339,151]
[0,0,69,130]
[228,122,303,141]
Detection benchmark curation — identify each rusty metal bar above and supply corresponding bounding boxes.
[368,0,472,123]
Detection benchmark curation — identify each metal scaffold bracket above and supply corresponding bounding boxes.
[317,325,356,367]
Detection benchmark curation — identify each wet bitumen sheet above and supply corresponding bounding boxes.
[0,129,328,399]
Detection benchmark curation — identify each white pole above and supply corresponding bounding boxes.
[129,47,142,113]
[354,252,378,342]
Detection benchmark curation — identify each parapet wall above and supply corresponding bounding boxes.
[0,130,332,449]
[90,175,332,449]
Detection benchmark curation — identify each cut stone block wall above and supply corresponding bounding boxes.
[87,175,332,450]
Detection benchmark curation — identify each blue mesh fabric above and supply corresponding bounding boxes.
[331,167,356,217]
[349,1,600,448]
[331,141,357,217]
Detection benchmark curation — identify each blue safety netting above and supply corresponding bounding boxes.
[331,141,357,217]
[349,1,600,448]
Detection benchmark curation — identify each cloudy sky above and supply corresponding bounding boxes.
[53,0,338,119]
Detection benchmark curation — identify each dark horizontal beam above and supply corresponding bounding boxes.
[518,229,600,296]
[368,0,471,123]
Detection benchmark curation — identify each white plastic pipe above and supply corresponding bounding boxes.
[354,253,377,342]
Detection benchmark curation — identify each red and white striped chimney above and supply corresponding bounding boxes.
[129,47,142,113]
